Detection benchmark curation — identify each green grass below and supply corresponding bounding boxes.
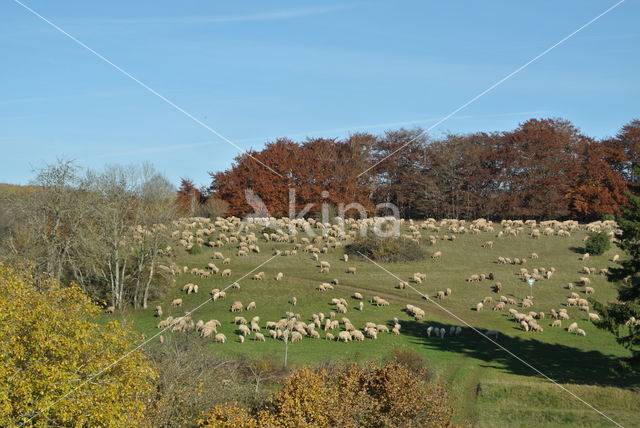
[111,225,640,427]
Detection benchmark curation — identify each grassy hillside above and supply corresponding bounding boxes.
[111,222,640,427]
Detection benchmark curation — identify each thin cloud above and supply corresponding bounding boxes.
[101,141,216,158]
[235,110,548,143]
[101,5,355,25]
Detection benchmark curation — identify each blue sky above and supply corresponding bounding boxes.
[1,0,638,187]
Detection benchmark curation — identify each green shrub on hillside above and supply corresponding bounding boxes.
[188,242,203,255]
[585,231,610,255]
[345,235,424,263]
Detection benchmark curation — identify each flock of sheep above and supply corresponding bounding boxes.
[138,216,624,347]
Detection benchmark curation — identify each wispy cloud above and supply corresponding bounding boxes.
[101,5,355,25]
[100,140,216,158]
[235,110,548,144]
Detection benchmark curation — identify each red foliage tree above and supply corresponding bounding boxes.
[176,178,207,216]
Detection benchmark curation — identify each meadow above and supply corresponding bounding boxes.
[114,220,640,427]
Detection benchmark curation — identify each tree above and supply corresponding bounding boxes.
[4,161,177,309]
[493,118,584,219]
[568,140,628,219]
[200,360,454,428]
[176,178,207,216]
[0,262,156,426]
[592,182,640,369]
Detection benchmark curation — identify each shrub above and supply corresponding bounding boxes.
[0,263,156,426]
[585,231,611,255]
[200,360,454,428]
[345,236,424,263]
[188,242,203,255]
[261,226,278,236]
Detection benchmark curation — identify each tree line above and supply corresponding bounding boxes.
[206,118,640,221]
[0,161,177,310]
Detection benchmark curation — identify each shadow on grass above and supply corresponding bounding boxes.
[400,320,639,388]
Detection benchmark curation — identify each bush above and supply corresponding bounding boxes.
[200,360,454,428]
[585,231,611,255]
[261,227,278,235]
[188,242,203,255]
[345,236,424,263]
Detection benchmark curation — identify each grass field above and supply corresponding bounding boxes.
[111,223,640,427]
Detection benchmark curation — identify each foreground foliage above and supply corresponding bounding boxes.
[0,263,157,426]
[201,359,454,428]
[594,189,640,368]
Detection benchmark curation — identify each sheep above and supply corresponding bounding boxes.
[325,333,335,341]
[359,301,364,311]
[346,267,357,274]
[520,321,529,332]
[214,333,227,343]
[581,253,590,261]
[551,320,562,328]
[230,301,243,312]
[436,291,446,299]
[575,328,587,336]
[222,257,231,265]
[585,287,595,294]
[476,302,484,311]
[439,328,445,339]
[483,296,493,304]
[612,254,620,263]
[455,326,462,335]
[338,331,352,342]
[588,313,601,322]
[213,252,224,259]
[485,329,499,339]
[105,306,115,313]
[231,282,241,289]
[154,306,163,317]
[392,325,401,335]
[467,274,480,282]
[234,316,247,324]
[353,292,363,300]
[343,254,349,262]
[531,252,539,259]
[568,322,579,333]
[493,302,505,311]
[238,325,251,336]
[275,272,284,281]
[426,326,433,337]
[221,269,232,277]
[238,335,245,343]
[171,298,183,307]
[431,251,442,260]
[482,241,494,249]
[290,296,297,306]
[252,272,265,280]
[246,301,256,311]
[254,332,266,342]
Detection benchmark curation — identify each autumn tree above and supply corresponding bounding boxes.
[210,136,375,218]
[0,262,156,426]
[176,178,208,216]
[568,139,628,219]
[492,118,585,219]
[200,360,454,428]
